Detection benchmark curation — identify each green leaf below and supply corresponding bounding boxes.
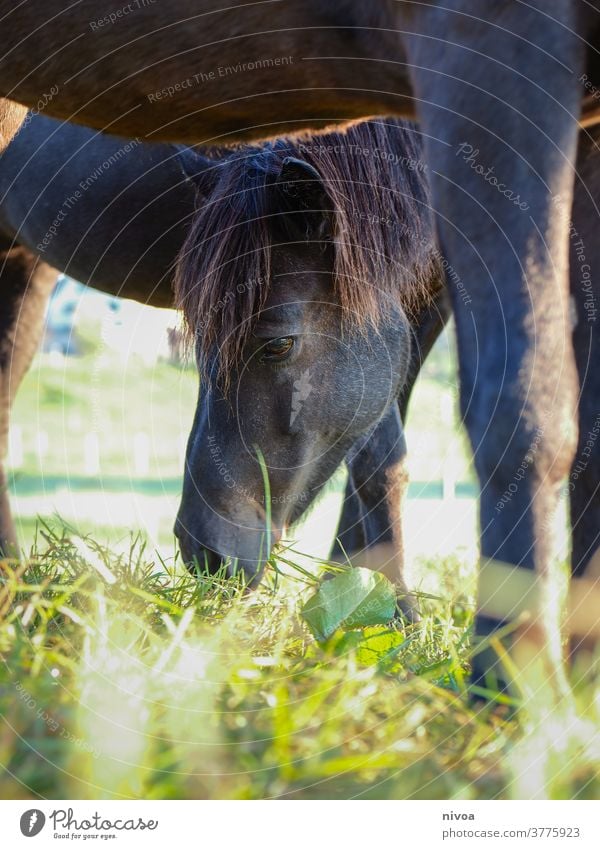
[301,568,396,642]
[355,627,405,668]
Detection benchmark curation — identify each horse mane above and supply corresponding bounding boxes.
[174,119,439,385]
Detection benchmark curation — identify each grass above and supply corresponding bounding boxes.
[1,520,599,800]
[10,350,197,480]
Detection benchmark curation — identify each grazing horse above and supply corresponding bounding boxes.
[1,0,599,683]
[0,112,448,614]
[173,121,444,591]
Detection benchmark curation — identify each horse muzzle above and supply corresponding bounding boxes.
[174,514,276,586]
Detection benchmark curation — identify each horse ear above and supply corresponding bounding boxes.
[176,146,219,198]
[273,156,333,240]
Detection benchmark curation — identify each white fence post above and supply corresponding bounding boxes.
[8,425,23,469]
[36,430,49,463]
[84,432,100,475]
[440,392,457,501]
[133,431,150,476]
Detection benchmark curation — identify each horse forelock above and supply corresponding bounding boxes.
[174,119,439,388]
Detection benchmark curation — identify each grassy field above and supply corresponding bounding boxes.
[1,526,599,800]
[8,322,478,561]
[1,320,598,800]
[9,320,472,487]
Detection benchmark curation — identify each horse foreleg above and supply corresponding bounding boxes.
[399,288,451,422]
[0,239,57,556]
[405,2,582,697]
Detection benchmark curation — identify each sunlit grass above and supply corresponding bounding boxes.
[1,521,598,800]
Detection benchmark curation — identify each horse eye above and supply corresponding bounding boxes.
[260,336,295,362]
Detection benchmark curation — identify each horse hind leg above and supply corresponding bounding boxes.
[569,129,600,584]
[331,474,368,560]
[332,405,418,620]
[405,6,583,696]
[0,238,57,556]
[332,289,448,620]
[556,126,600,664]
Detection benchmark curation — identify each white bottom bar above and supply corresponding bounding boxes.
[0,800,597,848]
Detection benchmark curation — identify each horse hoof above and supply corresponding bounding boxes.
[395,594,421,625]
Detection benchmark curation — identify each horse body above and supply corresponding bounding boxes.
[0,1,408,144]
[1,2,599,144]
[0,115,197,305]
[0,113,198,550]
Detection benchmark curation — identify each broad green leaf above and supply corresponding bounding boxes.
[355,627,405,668]
[301,568,396,642]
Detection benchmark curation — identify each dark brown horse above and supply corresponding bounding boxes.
[2,0,600,684]
[0,3,407,144]
[173,121,445,608]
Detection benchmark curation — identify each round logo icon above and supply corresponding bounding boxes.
[19,810,46,837]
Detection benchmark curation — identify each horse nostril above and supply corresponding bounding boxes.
[179,537,224,575]
[174,519,231,575]
[174,519,267,584]
[192,546,224,575]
